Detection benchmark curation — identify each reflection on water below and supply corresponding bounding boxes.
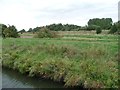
[2,67,64,88]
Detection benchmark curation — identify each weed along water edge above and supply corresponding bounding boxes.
[2,35,118,88]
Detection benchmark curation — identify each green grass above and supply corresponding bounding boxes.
[2,34,118,88]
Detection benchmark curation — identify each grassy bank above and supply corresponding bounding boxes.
[2,35,118,88]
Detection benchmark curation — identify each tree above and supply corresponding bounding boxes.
[28,28,33,32]
[88,18,113,30]
[115,21,120,34]
[87,25,99,31]
[96,26,102,34]
[32,27,40,32]
[3,25,19,38]
[0,24,7,38]
[109,24,118,34]
[19,29,26,34]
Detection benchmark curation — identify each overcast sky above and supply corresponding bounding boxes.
[0,0,119,30]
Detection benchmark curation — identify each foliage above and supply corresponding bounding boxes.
[19,29,26,34]
[86,25,99,31]
[2,24,19,38]
[30,23,81,32]
[2,35,118,88]
[109,24,118,34]
[28,28,33,32]
[96,26,102,34]
[34,28,58,38]
[113,21,120,34]
[0,24,7,38]
[88,18,113,30]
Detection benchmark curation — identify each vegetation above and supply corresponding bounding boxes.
[0,24,19,38]
[88,18,113,30]
[19,29,26,34]
[28,28,33,32]
[26,18,112,33]
[109,21,120,34]
[1,18,119,38]
[29,23,81,32]
[2,34,118,88]
[0,24,7,38]
[34,28,58,38]
[109,24,117,34]
[96,26,102,34]
[86,25,98,31]
[1,17,119,88]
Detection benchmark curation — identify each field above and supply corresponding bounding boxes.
[2,31,118,88]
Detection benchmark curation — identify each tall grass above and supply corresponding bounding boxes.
[2,35,118,88]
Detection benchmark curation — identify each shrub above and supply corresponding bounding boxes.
[3,25,19,38]
[96,26,102,34]
[87,25,99,31]
[34,28,58,38]
[109,24,118,34]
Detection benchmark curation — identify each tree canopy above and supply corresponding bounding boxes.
[31,23,81,32]
[88,18,113,30]
[19,29,26,34]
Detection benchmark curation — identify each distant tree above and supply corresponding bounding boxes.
[114,21,120,34]
[109,24,118,34]
[32,27,40,32]
[43,23,81,31]
[87,25,99,31]
[28,28,33,32]
[3,25,19,38]
[19,29,26,34]
[79,26,87,30]
[88,18,113,30]
[96,26,102,34]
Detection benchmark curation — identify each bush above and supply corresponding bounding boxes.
[109,24,118,34]
[34,28,58,38]
[96,27,102,34]
[2,25,19,38]
[87,25,99,31]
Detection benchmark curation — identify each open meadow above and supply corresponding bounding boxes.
[2,31,119,88]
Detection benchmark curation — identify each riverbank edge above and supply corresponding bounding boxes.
[2,66,84,89]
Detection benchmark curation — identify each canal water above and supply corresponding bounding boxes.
[2,67,64,88]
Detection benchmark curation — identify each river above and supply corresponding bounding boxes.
[2,67,64,88]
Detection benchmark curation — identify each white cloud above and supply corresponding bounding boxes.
[0,0,119,30]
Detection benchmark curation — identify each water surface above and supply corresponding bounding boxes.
[2,67,64,88]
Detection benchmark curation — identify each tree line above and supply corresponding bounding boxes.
[0,18,119,38]
[26,18,119,34]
